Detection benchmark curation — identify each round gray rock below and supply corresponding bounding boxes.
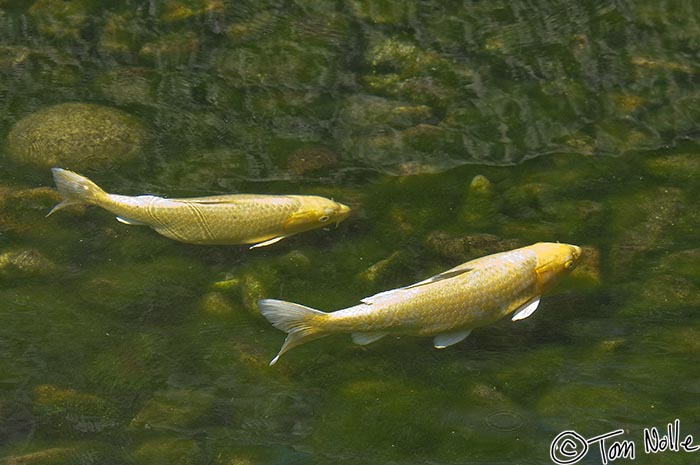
[6,103,148,170]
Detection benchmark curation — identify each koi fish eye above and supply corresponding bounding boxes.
[319,215,330,223]
[564,260,574,270]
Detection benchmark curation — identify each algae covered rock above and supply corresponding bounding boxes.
[356,251,405,288]
[608,186,685,278]
[643,153,700,183]
[212,264,279,316]
[28,0,95,40]
[426,232,521,262]
[286,146,338,176]
[0,248,58,278]
[459,174,500,229]
[7,103,149,170]
[0,186,64,237]
[132,437,204,465]
[130,388,216,431]
[32,384,119,435]
[198,291,239,317]
[3,441,124,465]
[139,32,201,65]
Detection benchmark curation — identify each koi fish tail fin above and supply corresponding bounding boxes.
[48,168,107,216]
[257,298,329,366]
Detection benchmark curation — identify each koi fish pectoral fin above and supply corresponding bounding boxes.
[250,236,287,249]
[511,296,541,321]
[115,216,146,226]
[433,329,472,349]
[351,332,387,345]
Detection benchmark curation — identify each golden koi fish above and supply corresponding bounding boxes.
[259,242,581,365]
[49,168,350,247]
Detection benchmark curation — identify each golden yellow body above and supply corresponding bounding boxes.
[259,243,581,365]
[49,168,350,247]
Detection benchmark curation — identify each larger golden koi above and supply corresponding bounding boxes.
[259,242,581,364]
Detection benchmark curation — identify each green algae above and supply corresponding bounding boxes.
[2,442,126,465]
[1,1,700,464]
[132,438,204,465]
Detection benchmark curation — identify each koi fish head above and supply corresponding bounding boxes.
[283,196,351,234]
[530,242,582,292]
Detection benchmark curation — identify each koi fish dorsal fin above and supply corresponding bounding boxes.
[169,194,277,204]
[360,266,475,305]
[360,288,408,305]
[400,267,474,290]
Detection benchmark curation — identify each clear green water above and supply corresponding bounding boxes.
[1,1,700,464]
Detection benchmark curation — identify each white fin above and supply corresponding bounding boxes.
[361,288,405,305]
[171,194,274,204]
[257,299,328,365]
[433,329,472,349]
[361,266,474,305]
[250,236,286,249]
[351,332,387,345]
[115,216,146,225]
[401,267,474,290]
[511,296,541,321]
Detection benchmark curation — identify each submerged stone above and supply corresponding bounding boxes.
[0,248,58,278]
[28,0,95,39]
[426,232,521,262]
[658,248,700,280]
[240,271,275,316]
[459,174,500,229]
[349,0,416,25]
[277,250,312,273]
[132,438,204,465]
[356,251,404,286]
[139,32,201,65]
[362,36,473,107]
[286,146,338,176]
[212,265,279,316]
[620,273,700,318]
[130,389,216,431]
[32,384,118,435]
[336,95,433,133]
[3,442,123,465]
[7,103,149,170]
[96,67,156,106]
[226,10,280,44]
[198,291,239,317]
[0,186,64,236]
[76,256,207,322]
[88,332,170,396]
[468,175,492,196]
[608,187,684,278]
[643,153,700,183]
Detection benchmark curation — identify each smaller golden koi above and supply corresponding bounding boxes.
[259,243,581,365]
[48,168,350,247]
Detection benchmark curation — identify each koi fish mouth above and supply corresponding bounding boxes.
[335,203,351,225]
